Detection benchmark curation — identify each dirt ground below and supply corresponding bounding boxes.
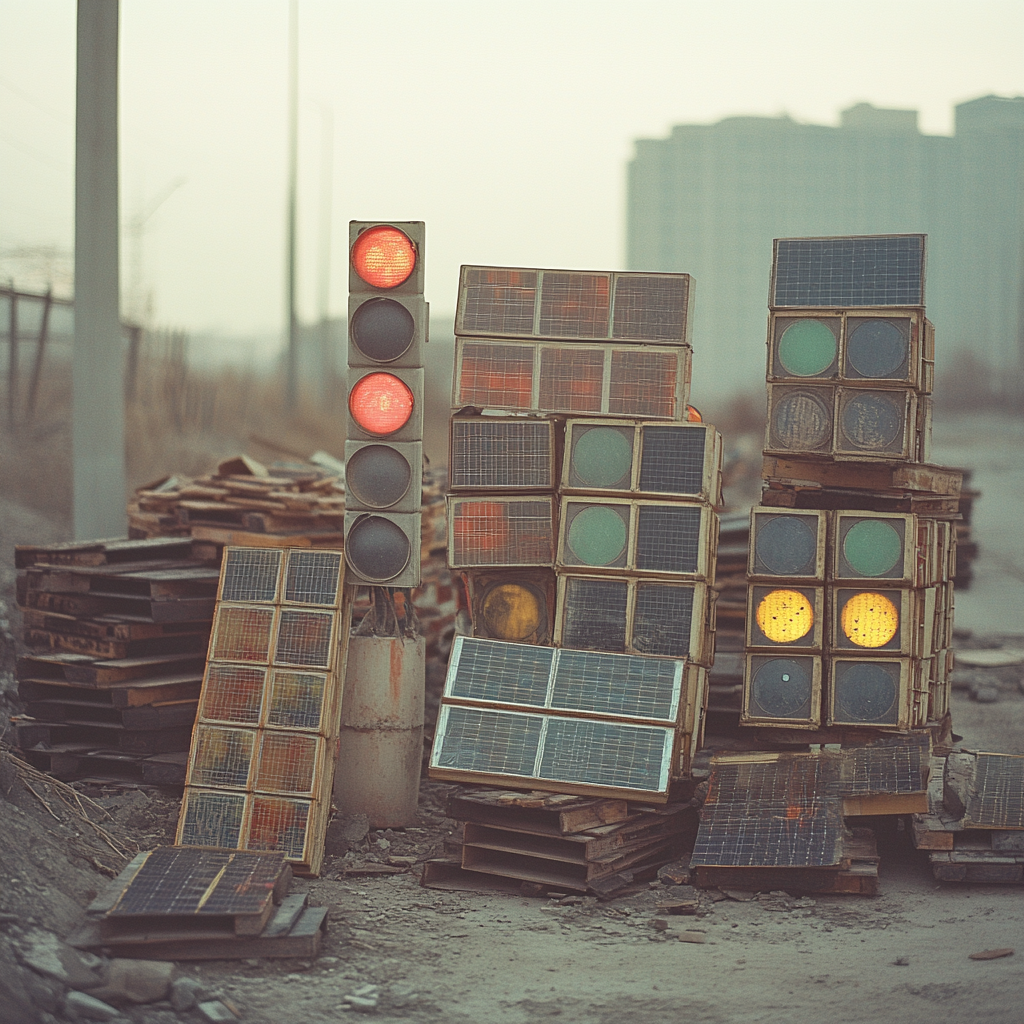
[2,410,1023,1024]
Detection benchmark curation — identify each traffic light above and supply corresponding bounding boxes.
[344,221,425,587]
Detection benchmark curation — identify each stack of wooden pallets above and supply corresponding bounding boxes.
[128,455,346,546]
[912,751,1024,883]
[69,846,327,959]
[422,789,697,897]
[13,537,219,785]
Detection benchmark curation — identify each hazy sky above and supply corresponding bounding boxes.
[2,0,1023,342]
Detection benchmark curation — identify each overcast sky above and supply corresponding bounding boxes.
[2,0,1023,344]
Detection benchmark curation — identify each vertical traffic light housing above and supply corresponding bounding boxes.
[345,221,425,587]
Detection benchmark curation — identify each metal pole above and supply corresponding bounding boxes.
[285,0,299,411]
[26,288,52,421]
[73,0,126,540]
[317,104,333,407]
[7,290,16,427]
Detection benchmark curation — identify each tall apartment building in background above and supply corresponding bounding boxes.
[627,95,1024,402]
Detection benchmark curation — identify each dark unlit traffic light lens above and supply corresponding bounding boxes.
[842,519,902,577]
[345,516,411,583]
[834,661,898,723]
[351,225,416,289]
[572,427,633,488]
[771,389,832,450]
[755,515,817,576]
[751,657,812,718]
[847,319,907,378]
[346,445,412,509]
[351,299,415,362]
[839,392,903,451]
[777,320,837,376]
[567,505,627,566]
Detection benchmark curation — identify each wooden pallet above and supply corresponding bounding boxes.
[761,456,962,497]
[18,651,206,686]
[14,719,194,755]
[14,536,203,569]
[19,747,188,786]
[19,675,202,708]
[446,789,630,835]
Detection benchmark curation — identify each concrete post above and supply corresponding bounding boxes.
[73,0,126,540]
[335,634,425,828]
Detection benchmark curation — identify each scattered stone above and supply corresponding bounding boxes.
[345,983,380,1012]
[679,931,707,944]
[169,976,207,1013]
[63,991,121,1021]
[657,861,690,885]
[652,919,669,932]
[387,855,417,867]
[18,930,102,989]
[557,896,584,906]
[969,948,1014,960]
[89,959,174,1005]
[198,999,240,1022]
[656,900,699,916]
[721,889,754,901]
[893,956,910,966]
[519,882,545,897]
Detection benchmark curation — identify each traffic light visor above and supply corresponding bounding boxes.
[351,225,416,289]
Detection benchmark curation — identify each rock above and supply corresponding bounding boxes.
[197,999,239,1022]
[679,931,707,944]
[345,983,380,1012]
[657,861,691,885]
[18,930,102,989]
[63,991,121,1021]
[170,976,208,1013]
[893,956,910,966]
[652,919,669,931]
[88,959,174,1005]
[339,815,370,845]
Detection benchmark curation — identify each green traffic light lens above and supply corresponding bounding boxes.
[842,519,903,577]
[351,298,415,363]
[777,319,837,376]
[566,505,628,566]
[571,426,633,489]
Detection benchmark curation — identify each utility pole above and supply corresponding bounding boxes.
[285,0,299,411]
[317,104,333,406]
[73,0,125,540]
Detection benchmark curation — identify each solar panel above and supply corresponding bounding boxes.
[456,266,693,344]
[443,637,683,723]
[690,756,844,868]
[210,605,276,664]
[448,496,556,568]
[254,732,320,795]
[771,235,925,308]
[283,550,343,606]
[177,789,247,849]
[199,664,267,725]
[430,705,674,797]
[833,734,930,796]
[452,338,689,420]
[248,795,312,860]
[108,847,284,918]
[273,609,335,669]
[190,725,255,789]
[219,548,283,604]
[638,424,712,496]
[558,576,629,652]
[266,670,328,731]
[449,417,556,491]
[635,504,703,574]
[965,753,1024,829]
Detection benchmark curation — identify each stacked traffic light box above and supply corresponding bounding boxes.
[743,235,957,737]
[429,267,722,801]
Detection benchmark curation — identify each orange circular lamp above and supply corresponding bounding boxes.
[351,225,416,289]
[348,372,414,436]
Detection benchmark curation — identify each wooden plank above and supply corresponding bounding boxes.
[429,767,670,805]
[446,791,630,835]
[24,698,198,730]
[20,608,208,642]
[21,589,216,623]
[15,721,193,755]
[189,525,343,548]
[21,628,209,661]
[62,653,207,685]
[843,791,929,816]
[420,859,533,895]
[693,863,879,895]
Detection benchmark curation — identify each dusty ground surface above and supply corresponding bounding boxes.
[1,410,1023,1024]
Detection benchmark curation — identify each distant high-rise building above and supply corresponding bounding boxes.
[627,95,1024,400]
